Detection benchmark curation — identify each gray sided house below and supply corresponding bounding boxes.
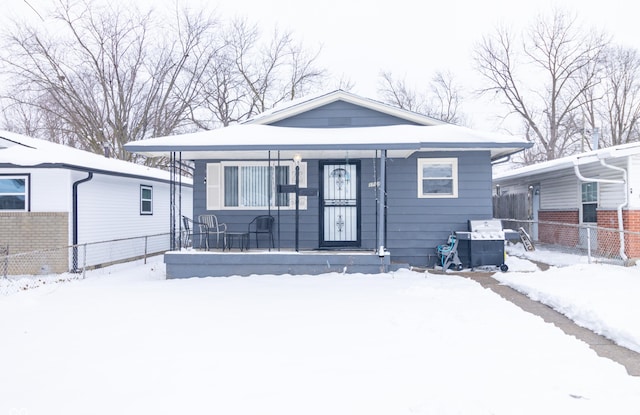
[493,142,640,263]
[126,90,530,277]
[0,131,193,274]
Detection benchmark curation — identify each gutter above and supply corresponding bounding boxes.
[72,172,93,271]
[573,155,628,262]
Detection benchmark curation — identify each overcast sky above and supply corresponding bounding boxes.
[6,0,639,131]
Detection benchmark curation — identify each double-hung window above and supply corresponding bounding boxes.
[581,182,597,223]
[207,161,306,210]
[0,175,28,211]
[417,158,458,198]
[140,185,153,215]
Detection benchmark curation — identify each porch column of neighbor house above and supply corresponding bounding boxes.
[377,149,387,257]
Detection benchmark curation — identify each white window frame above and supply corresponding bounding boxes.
[207,161,307,210]
[580,182,598,224]
[0,175,29,211]
[140,185,153,215]
[417,158,458,198]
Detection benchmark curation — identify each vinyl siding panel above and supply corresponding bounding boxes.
[629,155,640,209]
[77,174,192,265]
[540,172,578,210]
[269,101,421,128]
[0,167,73,212]
[386,151,493,267]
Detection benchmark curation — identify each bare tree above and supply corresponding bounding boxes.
[333,74,356,92]
[429,71,466,124]
[0,1,327,163]
[377,70,466,124]
[474,9,609,162]
[229,18,325,120]
[596,46,640,147]
[0,1,221,165]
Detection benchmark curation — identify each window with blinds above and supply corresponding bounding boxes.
[207,162,306,210]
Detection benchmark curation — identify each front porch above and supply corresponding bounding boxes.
[164,249,397,278]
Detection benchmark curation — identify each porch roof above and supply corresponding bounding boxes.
[125,123,531,161]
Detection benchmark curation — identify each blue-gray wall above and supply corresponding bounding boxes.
[385,151,493,267]
[270,101,421,127]
[190,100,494,267]
[192,150,493,267]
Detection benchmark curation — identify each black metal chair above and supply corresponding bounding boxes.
[182,216,209,250]
[248,215,275,248]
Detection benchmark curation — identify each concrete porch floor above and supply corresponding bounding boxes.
[164,249,396,278]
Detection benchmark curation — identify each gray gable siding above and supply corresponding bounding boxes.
[268,101,422,128]
[193,150,493,267]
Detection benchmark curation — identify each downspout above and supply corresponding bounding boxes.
[573,157,628,262]
[377,149,387,257]
[72,172,94,271]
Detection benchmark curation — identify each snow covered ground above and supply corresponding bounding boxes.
[1,247,639,414]
[498,244,640,354]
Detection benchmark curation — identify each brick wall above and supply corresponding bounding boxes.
[538,210,579,246]
[597,210,640,260]
[0,212,69,274]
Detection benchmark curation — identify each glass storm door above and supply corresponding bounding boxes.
[320,162,360,247]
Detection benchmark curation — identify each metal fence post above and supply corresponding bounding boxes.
[1,245,7,278]
[82,243,87,279]
[586,227,592,264]
[144,236,148,264]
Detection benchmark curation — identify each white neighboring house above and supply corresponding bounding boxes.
[493,142,640,263]
[0,131,192,274]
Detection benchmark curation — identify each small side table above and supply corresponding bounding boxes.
[224,232,249,251]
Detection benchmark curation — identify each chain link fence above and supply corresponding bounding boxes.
[0,233,170,295]
[500,219,640,266]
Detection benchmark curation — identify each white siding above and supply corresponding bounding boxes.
[574,159,628,209]
[76,174,191,266]
[77,174,190,243]
[495,154,639,212]
[33,169,73,212]
[628,155,640,209]
[539,171,578,210]
[0,168,73,212]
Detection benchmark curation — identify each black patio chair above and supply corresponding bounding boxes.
[248,215,275,248]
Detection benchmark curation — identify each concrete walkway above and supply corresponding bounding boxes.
[457,272,640,377]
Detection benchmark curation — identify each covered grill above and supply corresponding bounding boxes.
[456,219,508,272]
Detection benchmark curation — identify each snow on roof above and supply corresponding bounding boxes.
[0,130,191,183]
[494,142,640,181]
[125,123,530,161]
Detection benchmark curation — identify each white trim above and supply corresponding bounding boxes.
[580,181,598,224]
[417,158,459,198]
[0,174,29,211]
[140,184,153,215]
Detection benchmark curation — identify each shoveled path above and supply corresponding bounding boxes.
[455,271,640,376]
